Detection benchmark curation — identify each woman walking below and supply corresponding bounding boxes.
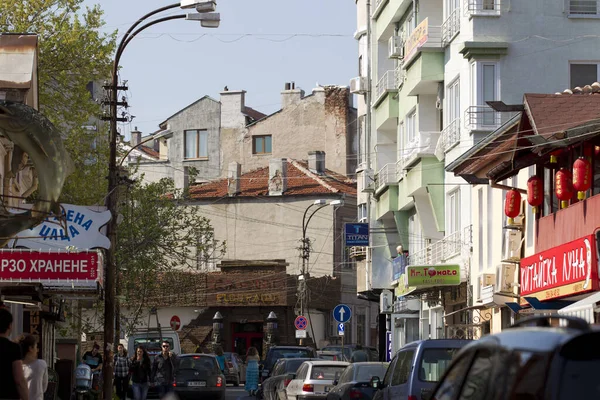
[20,335,48,400]
[130,345,151,400]
[245,347,260,396]
[215,345,226,374]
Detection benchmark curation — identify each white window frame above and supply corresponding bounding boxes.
[406,109,417,144]
[408,212,424,255]
[447,189,460,235]
[446,0,460,18]
[568,0,600,17]
[358,203,368,222]
[184,129,208,159]
[397,122,405,159]
[405,13,415,37]
[569,61,600,88]
[445,78,460,126]
[470,61,500,128]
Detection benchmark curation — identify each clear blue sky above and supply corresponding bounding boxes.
[83,0,357,138]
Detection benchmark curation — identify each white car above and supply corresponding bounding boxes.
[285,360,349,400]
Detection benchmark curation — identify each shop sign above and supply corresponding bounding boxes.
[406,265,461,287]
[345,223,369,246]
[0,249,104,289]
[392,254,408,281]
[9,204,111,250]
[404,18,429,61]
[520,234,598,301]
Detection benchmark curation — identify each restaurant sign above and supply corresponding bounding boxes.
[520,234,598,302]
[404,18,429,62]
[0,249,104,290]
[406,265,461,287]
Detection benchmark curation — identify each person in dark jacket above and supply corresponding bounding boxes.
[151,341,178,398]
[114,344,130,400]
[130,346,151,400]
[350,344,369,363]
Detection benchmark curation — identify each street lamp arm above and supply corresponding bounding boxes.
[302,204,317,240]
[118,135,159,166]
[303,204,328,239]
[120,14,187,60]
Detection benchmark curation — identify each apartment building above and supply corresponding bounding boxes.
[353,0,600,353]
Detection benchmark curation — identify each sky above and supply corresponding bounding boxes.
[82,0,358,139]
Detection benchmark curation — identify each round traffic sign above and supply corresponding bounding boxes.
[170,315,181,331]
[295,316,308,330]
[333,304,352,323]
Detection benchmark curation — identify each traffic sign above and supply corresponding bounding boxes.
[295,330,307,339]
[295,316,308,330]
[333,304,352,323]
[338,323,345,336]
[170,315,181,331]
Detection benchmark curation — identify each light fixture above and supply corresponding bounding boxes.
[185,12,220,28]
[313,199,327,205]
[298,274,305,281]
[180,0,216,11]
[329,199,344,206]
[3,299,39,306]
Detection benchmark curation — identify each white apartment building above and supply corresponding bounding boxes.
[352,0,600,355]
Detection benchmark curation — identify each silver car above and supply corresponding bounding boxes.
[285,361,349,400]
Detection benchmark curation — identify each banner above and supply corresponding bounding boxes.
[406,265,461,287]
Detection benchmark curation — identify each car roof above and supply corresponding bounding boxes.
[402,339,472,349]
[180,353,217,358]
[470,327,585,353]
[318,350,342,354]
[303,361,350,367]
[351,362,388,366]
[271,346,313,350]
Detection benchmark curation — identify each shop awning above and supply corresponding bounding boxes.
[506,297,575,314]
[558,291,600,315]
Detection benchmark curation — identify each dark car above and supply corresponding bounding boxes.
[429,315,600,400]
[321,345,379,362]
[261,346,318,381]
[173,354,225,400]
[326,362,389,400]
[260,358,320,400]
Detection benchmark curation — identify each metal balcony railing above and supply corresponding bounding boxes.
[375,70,397,102]
[407,225,472,267]
[438,118,461,154]
[404,23,443,65]
[464,105,502,130]
[464,0,502,15]
[442,8,460,45]
[396,157,406,181]
[375,163,396,191]
[395,63,405,88]
[349,246,367,260]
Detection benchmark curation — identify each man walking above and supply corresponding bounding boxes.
[114,344,130,400]
[152,341,178,398]
[0,308,28,400]
[350,344,369,363]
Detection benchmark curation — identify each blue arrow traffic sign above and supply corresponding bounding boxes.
[333,304,351,323]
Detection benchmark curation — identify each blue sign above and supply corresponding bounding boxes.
[295,316,308,330]
[338,323,345,335]
[392,254,408,281]
[344,223,369,246]
[386,331,392,362]
[333,304,352,323]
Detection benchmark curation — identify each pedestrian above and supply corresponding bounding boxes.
[0,308,28,400]
[214,345,226,373]
[244,347,260,396]
[130,346,151,400]
[114,343,130,400]
[82,342,103,372]
[20,335,47,400]
[151,340,178,398]
[350,344,368,363]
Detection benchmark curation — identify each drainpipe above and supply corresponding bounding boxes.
[366,0,373,292]
[489,179,527,195]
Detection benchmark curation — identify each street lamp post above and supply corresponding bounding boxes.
[298,199,343,347]
[101,3,220,399]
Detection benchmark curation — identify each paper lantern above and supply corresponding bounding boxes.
[504,189,521,225]
[555,168,573,209]
[573,157,592,200]
[527,176,543,214]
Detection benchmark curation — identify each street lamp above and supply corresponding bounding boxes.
[102,2,220,399]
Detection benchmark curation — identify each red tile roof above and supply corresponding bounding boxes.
[137,145,160,159]
[243,106,267,122]
[189,160,356,199]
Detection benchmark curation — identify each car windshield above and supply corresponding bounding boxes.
[178,356,219,373]
[557,332,600,398]
[355,364,388,382]
[268,349,313,366]
[324,346,352,359]
[310,366,347,380]
[419,348,460,382]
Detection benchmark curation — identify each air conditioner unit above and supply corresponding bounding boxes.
[476,273,495,302]
[388,35,405,59]
[502,228,524,263]
[495,263,518,295]
[350,76,367,94]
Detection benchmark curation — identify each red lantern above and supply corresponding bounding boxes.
[527,176,543,214]
[573,157,592,200]
[555,168,573,209]
[504,189,521,225]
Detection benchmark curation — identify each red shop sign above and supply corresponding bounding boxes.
[0,250,103,284]
[520,234,599,301]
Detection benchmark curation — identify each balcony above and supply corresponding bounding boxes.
[395,63,406,88]
[372,0,389,18]
[441,8,460,45]
[403,18,443,67]
[464,0,502,16]
[374,70,398,105]
[396,158,406,181]
[396,132,441,180]
[349,246,367,261]
[436,118,461,158]
[375,163,397,193]
[464,105,502,131]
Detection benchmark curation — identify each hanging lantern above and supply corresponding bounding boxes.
[555,168,573,209]
[573,156,592,200]
[527,176,543,214]
[504,189,521,225]
[549,149,562,164]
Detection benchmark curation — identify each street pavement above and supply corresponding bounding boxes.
[225,384,255,400]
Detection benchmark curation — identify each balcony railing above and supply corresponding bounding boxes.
[407,225,472,267]
[437,118,461,156]
[375,70,398,103]
[375,163,397,192]
[396,157,406,181]
[464,105,502,130]
[395,63,406,88]
[442,8,460,45]
[464,0,502,16]
[349,246,367,260]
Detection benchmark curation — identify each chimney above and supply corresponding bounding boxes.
[281,82,304,109]
[131,127,142,147]
[227,162,241,196]
[308,151,326,174]
[268,158,287,196]
[220,89,247,129]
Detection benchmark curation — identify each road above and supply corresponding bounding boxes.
[225,384,254,400]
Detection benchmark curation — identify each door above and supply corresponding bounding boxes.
[387,349,415,399]
[231,322,264,360]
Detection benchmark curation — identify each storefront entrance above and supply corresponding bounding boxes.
[232,322,263,359]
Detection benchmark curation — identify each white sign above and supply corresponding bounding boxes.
[295,330,307,339]
[338,323,344,336]
[9,204,111,250]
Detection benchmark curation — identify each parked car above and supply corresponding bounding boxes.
[224,352,245,386]
[321,345,379,362]
[317,351,346,362]
[286,360,349,400]
[429,316,600,400]
[260,358,319,400]
[371,338,471,400]
[173,354,225,400]
[326,362,389,400]
[262,346,318,381]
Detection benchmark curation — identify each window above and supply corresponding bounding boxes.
[570,63,600,88]
[358,203,368,222]
[447,189,460,235]
[470,62,499,127]
[391,350,415,385]
[397,122,405,159]
[408,212,424,255]
[252,135,272,154]
[420,348,461,383]
[406,110,416,143]
[184,129,208,159]
[433,353,474,400]
[569,0,598,15]
[358,55,363,76]
[446,78,460,125]
[382,357,397,387]
[405,13,415,37]
[458,350,493,400]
